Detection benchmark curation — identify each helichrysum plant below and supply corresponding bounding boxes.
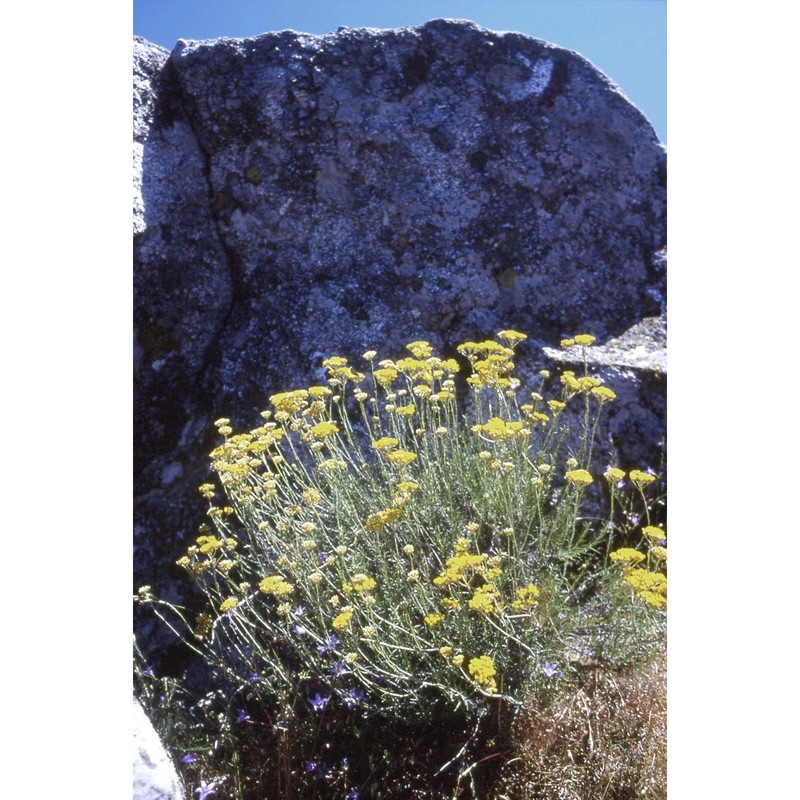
[138,330,666,798]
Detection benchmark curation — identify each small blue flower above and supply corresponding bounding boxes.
[305,760,331,777]
[340,687,367,709]
[236,709,252,723]
[142,665,155,678]
[330,660,349,677]
[248,672,260,684]
[316,634,340,654]
[294,604,307,616]
[544,661,563,679]
[194,780,217,799]
[293,624,308,635]
[346,788,360,799]
[309,692,329,713]
[180,753,197,764]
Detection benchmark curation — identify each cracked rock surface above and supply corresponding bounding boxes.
[133,21,666,656]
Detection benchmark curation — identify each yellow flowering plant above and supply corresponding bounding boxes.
[139,330,666,797]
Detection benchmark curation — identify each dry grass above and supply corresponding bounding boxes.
[493,649,666,800]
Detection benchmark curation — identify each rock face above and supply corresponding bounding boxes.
[133,20,666,656]
[133,698,185,800]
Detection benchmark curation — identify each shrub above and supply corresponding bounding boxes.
[136,330,666,799]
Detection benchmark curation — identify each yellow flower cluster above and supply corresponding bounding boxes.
[373,367,398,387]
[497,329,528,344]
[458,340,516,389]
[560,372,605,395]
[219,597,239,613]
[394,357,435,382]
[342,574,377,594]
[520,406,549,427]
[433,549,489,587]
[406,340,433,358]
[270,389,309,414]
[622,568,667,609]
[472,417,528,442]
[306,420,339,439]
[322,356,365,384]
[365,507,402,532]
[642,525,666,542]
[565,468,593,487]
[196,534,224,554]
[370,350,459,388]
[259,576,294,597]
[561,370,580,392]
[385,449,417,466]
[609,548,646,565]
[510,583,540,612]
[561,334,596,348]
[650,545,667,562]
[629,469,656,488]
[468,584,504,615]
[332,609,354,630]
[209,425,284,485]
[467,655,498,694]
[302,488,322,505]
[423,612,445,628]
[591,386,617,403]
[318,458,347,474]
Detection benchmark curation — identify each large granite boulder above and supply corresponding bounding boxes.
[133,20,666,658]
[133,698,186,800]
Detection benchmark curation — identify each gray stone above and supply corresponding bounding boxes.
[538,313,666,473]
[133,20,666,654]
[133,698,185,800]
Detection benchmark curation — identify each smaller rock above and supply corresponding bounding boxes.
[539,315,666,472]
[133,697,185,800]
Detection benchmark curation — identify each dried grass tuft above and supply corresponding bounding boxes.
[495,648,666,800]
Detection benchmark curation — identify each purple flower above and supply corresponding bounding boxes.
[340,687,367,709]
[346,788,360,799]
[330,660,349,677]
[309,692,329,713]
[544,661,563,679]
[180,753,197,764]
[194,780,217,799]
[293,624,308,636]
[316,634,340,654]
[294,605,307,616]
[236,709,252,723]
[305,760,331,777]
[142,665,155,678]
[628,513,639,526]
[248,672,260,684]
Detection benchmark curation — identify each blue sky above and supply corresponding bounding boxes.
[134,0,665,143]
